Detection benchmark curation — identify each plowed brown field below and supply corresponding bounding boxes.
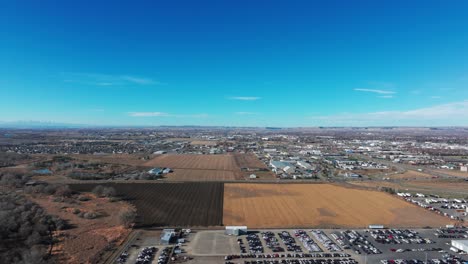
[223,183,450,228]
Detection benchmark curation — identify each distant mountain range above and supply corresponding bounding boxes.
[0,121,467,130]
[0,121,88,128]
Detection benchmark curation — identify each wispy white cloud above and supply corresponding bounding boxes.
[378,95,394,99]
[120,75,156,85]
[308,100,468,126]
[354,88,396,95]
[430,96,442,99]
[63,73,163,86]
[228,96,261,101]
[128,112,170,117]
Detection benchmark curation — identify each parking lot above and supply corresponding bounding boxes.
[402,194,468,222]
[113,228,468,264]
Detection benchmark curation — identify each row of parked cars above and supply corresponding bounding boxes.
[238,238,248,253]
[279,231,302,253]
[157,247,172,264]
[295,230,322,253]
[262,231,285,252]
[225,253,351,260]
[369,229,434,244]
[247,234,265,254]
[227,258,358,264]
[380,256,466,264]
[310,230,341,252]
[340,230,381,255]
[435,228,468,239]
[116,251,129,263]
[389,247,443,253]
[136,247,157,264]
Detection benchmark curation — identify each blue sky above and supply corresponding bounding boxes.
[1,0,468,127]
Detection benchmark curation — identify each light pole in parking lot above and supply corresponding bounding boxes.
[425,252,428,264]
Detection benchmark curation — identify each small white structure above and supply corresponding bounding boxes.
[461,166,468,172]
[451,240,468,253]
[297,161,313,170]
[249,174,257,179]
[369,225,384,229]
[283,166,295,174]
[225,226,247,236]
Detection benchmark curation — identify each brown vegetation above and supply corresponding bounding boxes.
[28,192,133,263]
[388,170,434,180]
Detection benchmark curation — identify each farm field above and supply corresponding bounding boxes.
[71,154,150,166]
[143,154,238,171]
[166,169,242,181]
[233,153,268,169]
[70,182,224,227]
[223,183,450,228]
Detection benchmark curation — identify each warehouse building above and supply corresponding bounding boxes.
[270,160,295,174]
[452,240,468,253]
[160,229,176,245]
[225,226,247,236]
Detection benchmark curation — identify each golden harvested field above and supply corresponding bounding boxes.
[223,183,450,228]
[144,154,238,171]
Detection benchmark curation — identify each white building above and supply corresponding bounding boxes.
[461,166,468,172]
[225,226,247,236]
[297,161,313,170]
[451,240,468,253]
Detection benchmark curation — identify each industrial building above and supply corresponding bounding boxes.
[225,226,247,236]
[452,240,468,253]
[148,168,163,175]
[160,229,176,245]
[270,160,295,174]
[297,160,314,170]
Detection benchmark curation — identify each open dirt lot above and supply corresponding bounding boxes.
[433,169,468,178]
[388,170,435,180]
[143,154,238,170]
[223,183,450,228]
[29,193,132,264]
